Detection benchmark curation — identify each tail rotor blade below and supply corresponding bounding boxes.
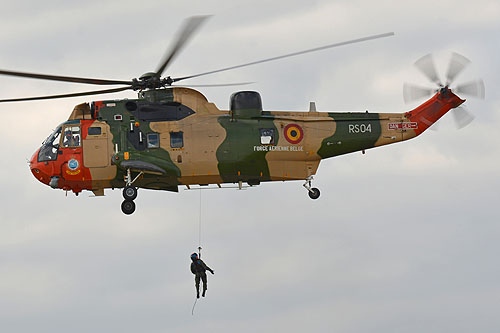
[452,106,475,129]
[403,83,434,104]
[455,79,485,99]
[445,52,470,86]
[414,54,442,85]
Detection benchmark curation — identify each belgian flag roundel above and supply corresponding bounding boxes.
[283,124,304,144]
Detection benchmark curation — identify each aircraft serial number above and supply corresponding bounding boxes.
[348,124,372,133]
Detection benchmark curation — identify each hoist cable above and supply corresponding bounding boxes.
[192,190,203,316]
[198,190,202,248]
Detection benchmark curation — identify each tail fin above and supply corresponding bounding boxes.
[404,87,465,136]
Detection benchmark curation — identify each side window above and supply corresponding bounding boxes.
[62,126,81,147]
[147,133,160,148]
[170,131,184,149]
[88,127,102,136]
[260,128,275,145]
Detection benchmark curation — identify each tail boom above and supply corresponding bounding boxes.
[404,87,465,135]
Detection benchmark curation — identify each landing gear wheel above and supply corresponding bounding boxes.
[123,186,137,201]
[308,188,320,200]
[121,200,136,215]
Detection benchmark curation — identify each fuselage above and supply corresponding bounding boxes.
[29,87,464,196]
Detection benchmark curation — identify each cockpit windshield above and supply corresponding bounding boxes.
[38,126,62,162]
[62,126,81,147]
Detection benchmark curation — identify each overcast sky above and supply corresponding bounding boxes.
[1,1,499,332]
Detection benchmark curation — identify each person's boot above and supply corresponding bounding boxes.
[202,289,206,297]
[197,292,200,299]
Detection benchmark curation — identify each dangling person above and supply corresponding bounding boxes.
[190,253,214,298]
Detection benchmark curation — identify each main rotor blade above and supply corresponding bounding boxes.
[155,15,211,77]
[414,54,441,85]
[403,82,435,104]
[0,69,132,86]
[174,82,255,87]
[445,52,470,86]
[0,86,132,103]
[172,32,395,83]
[455,79,485,99]
[452,106,475,129]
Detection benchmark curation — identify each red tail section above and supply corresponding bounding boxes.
[404,88,465,135]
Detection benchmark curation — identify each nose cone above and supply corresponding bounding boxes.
[30,149,50,186]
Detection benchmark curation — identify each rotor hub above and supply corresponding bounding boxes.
[131,72,171,91]
[439,85,451,96]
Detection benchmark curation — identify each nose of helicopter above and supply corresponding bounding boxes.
[29,149,50,186]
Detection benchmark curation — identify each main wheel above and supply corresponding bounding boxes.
[121,200,136,215]
[308,188,320,200]
[123,185,138,201]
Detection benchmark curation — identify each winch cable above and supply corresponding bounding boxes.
[198,189,202,250]
[192,190,203,316]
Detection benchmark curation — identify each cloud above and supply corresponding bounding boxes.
[0,1,500,332]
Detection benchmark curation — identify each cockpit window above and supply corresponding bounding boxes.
[63,126,81,147]
[38,126,62,162]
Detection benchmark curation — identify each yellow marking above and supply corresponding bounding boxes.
[260,171,263,177]
[238,171,241,176]
[66,169,81,176]
[124,152,129,160]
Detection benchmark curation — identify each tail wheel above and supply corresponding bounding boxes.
[121,200,136,215]
[123,185,138,200]
[308,188,320,200]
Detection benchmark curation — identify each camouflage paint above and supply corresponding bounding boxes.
[318,112,381,158]
[29,87,465,196]
[216,116,277,183]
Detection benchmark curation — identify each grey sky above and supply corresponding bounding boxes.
[1,1,499,332]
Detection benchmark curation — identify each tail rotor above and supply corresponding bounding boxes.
[403,52,485,129]
[455,80,485,99]
[445,52,469,85]
[403,83,435,104]
[452,106,475,129]
[414,53,442,86]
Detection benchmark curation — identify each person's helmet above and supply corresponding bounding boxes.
[190,253,198,260]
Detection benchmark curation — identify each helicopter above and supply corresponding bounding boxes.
[0,16,485,215]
